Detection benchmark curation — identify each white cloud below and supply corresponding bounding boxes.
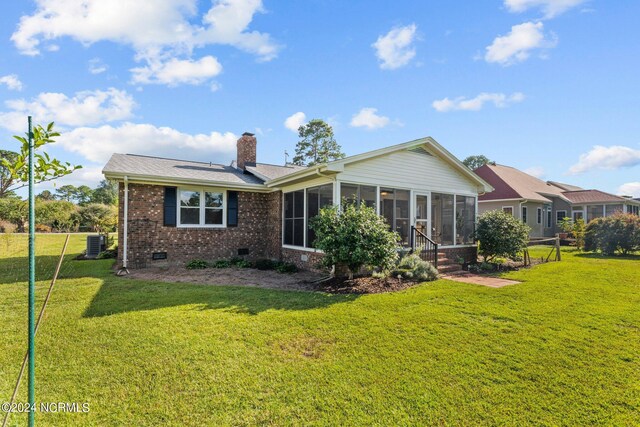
[524,166,545,178]
[618,182,640,198]
[484,21,556,65]
[131,55,222,86]
[0,74,23,91]
[0,88,136,132]
[372,24,417,70]
[432,92,524,112]
[88,58,108,74]
[504,0,587,19]
[11,0,279,86]
[350,107,390,129]
[57,122,237,164]
[569,145,640,174]
[284,112,306,133]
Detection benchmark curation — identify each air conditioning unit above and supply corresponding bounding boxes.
[86,235,106,258]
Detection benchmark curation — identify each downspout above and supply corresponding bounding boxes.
[117,176,130,275]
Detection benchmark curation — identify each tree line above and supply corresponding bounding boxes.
[0,180,117,233]
[0,121,117,234]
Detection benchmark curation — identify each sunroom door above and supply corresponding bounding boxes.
[414,193,430,239]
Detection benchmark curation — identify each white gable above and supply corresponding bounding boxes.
[337,147,479,194]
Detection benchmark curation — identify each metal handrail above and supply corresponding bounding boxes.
[412,226,437,246]
[410,225,439,269]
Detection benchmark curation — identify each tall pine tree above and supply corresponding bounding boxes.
[292,119,345,166]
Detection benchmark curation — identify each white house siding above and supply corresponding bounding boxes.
[337,149,479,195]
[333,148,480,247]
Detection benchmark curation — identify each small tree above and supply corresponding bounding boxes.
[310,201,399,279]
[462,155,491,171]
[55,184,77,202]
[584,213,640,255]
[36,190,55,201]
[1,122,81,193]
[74,185,94,205]
[292,119,345,166]
[558,217,573,234]
[475,209,530,262]
[572,218,586,250]
[79,203,117,234]
[0,198,28,232]
[91,179,118,205]
[0,150,19,198]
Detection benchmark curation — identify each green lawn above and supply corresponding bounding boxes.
[1,234,639,426]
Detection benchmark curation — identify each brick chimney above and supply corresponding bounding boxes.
[236,132,256,170]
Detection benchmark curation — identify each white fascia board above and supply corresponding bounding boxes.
[103,172,273,192]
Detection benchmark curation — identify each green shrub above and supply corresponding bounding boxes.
[254,259,277,270]
[275,262,298,274]
[475,210,530,262]
[231,258,252,268]
[584,212,640,255]
[211,259,231,268]
[96,249,117,259]
[391,253,438,281]
[310,201,400,278]
[186,259,209,269]
[573,218,586,249]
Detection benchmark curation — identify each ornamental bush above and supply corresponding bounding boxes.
[391,253,438,281]
[310,201,400,279]
[584,212,640,255]
[475,209,530,262]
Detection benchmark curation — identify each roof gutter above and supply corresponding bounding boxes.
[103,172,273,192]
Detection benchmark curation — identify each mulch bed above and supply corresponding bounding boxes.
[315,276,421,294]
[123,265,424,294]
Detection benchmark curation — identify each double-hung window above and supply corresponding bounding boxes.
[178,189,225,227]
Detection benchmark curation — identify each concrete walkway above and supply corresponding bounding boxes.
[441,272,521,288]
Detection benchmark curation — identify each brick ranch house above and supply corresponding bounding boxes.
[102,133,493,272]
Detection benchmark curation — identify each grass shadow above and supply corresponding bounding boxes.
[0,255,113,285]
[574,252,640,261]
[83,277,359,317]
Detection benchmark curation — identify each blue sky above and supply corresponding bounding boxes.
[1,0,639,197]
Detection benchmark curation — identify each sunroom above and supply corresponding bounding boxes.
[281,181,477,250]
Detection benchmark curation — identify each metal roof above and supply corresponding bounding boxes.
[102,153,264,186]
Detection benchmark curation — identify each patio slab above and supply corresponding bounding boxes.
[441,272,521,288]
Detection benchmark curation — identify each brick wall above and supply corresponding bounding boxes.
[441,246,478,264]
[118,183,281,268]
[281,247,327,272]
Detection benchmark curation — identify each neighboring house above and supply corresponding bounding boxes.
[103,133,493,270]
[474,164,640,237]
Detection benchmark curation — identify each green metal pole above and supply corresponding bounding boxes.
[27,115,35,427]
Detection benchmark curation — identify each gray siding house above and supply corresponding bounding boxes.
[474,164,640,238]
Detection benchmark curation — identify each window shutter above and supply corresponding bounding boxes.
[227,191,238,227]
[164,187,177,227]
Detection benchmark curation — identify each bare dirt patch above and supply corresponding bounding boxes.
[125,266,328,291]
